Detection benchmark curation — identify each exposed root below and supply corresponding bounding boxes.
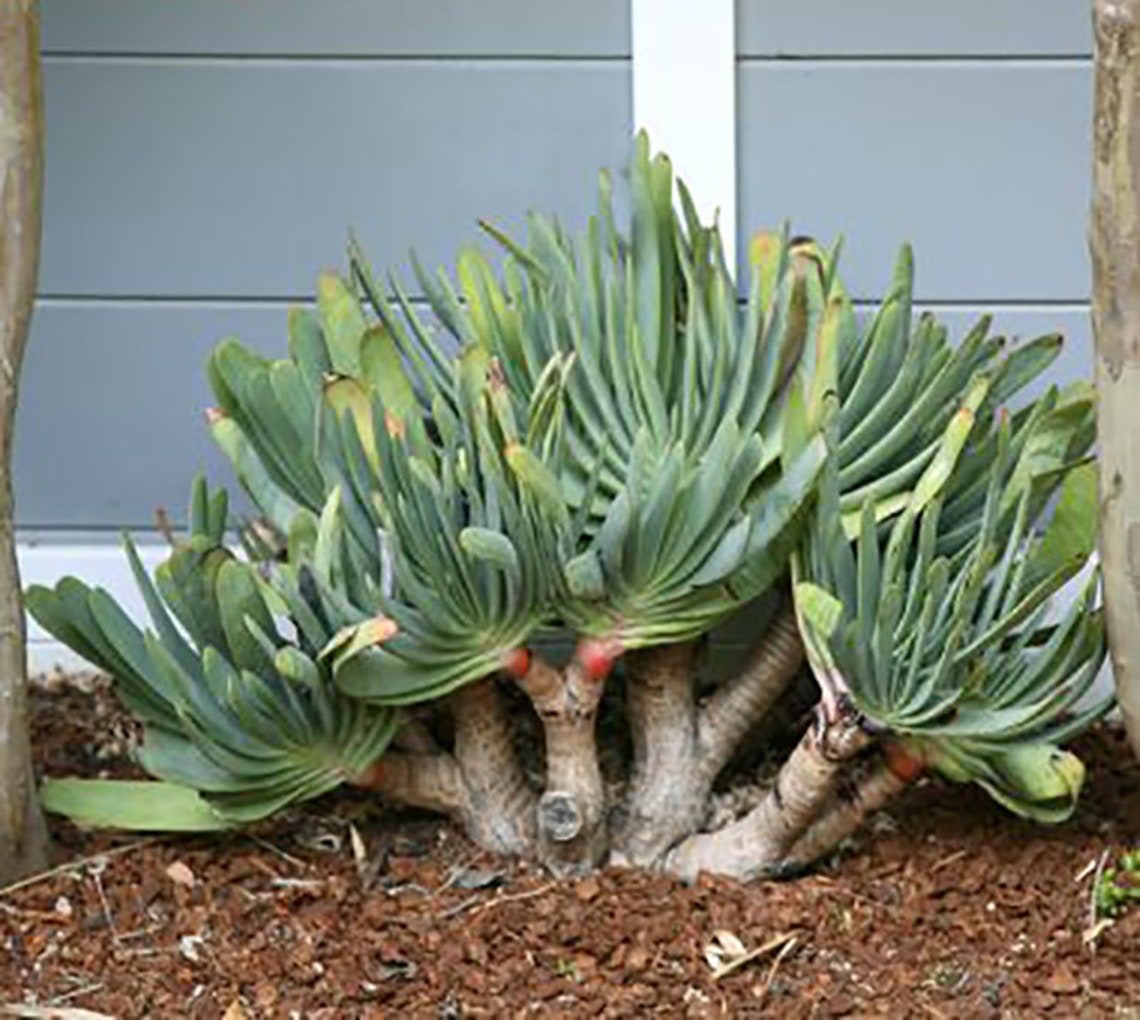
[663,702,871,883]
[610,642,705,867]
[518,653,608,875]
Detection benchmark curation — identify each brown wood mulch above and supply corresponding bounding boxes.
[2,674,1140,1018]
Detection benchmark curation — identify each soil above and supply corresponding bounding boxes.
[3,674,1140,1018]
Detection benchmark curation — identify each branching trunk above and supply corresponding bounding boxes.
[363,623,880,882]
[1093,0,1140,759]
[777,754,913,875]
[352,693,535,848]
[0,0,48,883]
[697,604,805,776]
[663,703,870,883]
[354,750,464,815]
[517,655,607,875]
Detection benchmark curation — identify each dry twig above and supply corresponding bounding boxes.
[711,931,799,981]
[0,839,161,899]
[756,936,798,1001]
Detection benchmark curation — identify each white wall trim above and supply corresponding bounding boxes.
[632,0,737,270]
[20,540,167,674]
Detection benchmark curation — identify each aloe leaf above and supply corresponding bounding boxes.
[40,779,230,831]
[316,272,367,377]
[209,414,300,534]
[1026,461,1098,587]
[215,560,277,675]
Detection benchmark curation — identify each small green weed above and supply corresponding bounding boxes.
[1096,849,1140,919]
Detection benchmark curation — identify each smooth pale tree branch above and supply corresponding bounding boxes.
[1092,0,1140,758]
[776,750,917,874]
[0,0,48,883]
[352,750,465,815]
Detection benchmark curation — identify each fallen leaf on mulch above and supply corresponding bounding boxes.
[450,867,506,891]
[349,823,367,879]
[221,1001,248,1020]
[1044,965,1081,995]
[705,930,798,980]
[164,860,195,888]
[704,928,747,970]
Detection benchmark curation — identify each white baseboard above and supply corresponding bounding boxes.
[19,538,167,674]
[17,541,1117,709]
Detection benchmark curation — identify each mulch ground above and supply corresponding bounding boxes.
[3,675,1140,1018]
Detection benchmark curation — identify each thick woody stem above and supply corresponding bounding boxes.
[697,605,805,778]
[517,653,607,875]
[352,751,464,816]
[610,642,705,866]
[450,679,537,855]
[389,714,441,754]
[775,751,916,875]
[664,701,870,883]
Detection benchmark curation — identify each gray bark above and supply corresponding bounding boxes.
[0,0,48,884]
[1092,0,1140,758]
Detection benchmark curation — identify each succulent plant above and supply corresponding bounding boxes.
[28,134,1110,881]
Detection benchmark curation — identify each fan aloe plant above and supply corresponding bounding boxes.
[29,134,1109,880]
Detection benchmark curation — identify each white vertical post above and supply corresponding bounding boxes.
[631,0,737,273]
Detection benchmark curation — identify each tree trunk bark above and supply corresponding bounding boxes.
[517,655,608,875]
[0,0,48,884]
[1092,0,1140,758]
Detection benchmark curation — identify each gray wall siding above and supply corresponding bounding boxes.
[39,60,630,299]
[20,3,1092,532]
[738,1,1090,57]
[41,1,631,58]
[18,302,287,529]
[20,4,631,530]
[736,0,1094,426]
[738,63,1091,303]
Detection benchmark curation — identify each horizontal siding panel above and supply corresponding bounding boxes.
[40,61,631,299]
[41,1,630,57]
[15,302,1091,530]
[738,63,1091,302]
[738,1,1090,57]
[16,303,289,529]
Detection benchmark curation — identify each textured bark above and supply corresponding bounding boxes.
[609,642,704,866]
[697,605,805,777]
[612,611,804,866]
[518,655,607,875]
[352,751,464,815]
[0,0,48,884]
[662,704,870,883]
[450,680,537,855]
[1093,0,1140,758]
[777,757,911,873]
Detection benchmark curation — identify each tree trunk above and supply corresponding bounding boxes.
[0,0,48,883]
[1092,0,1140,758]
